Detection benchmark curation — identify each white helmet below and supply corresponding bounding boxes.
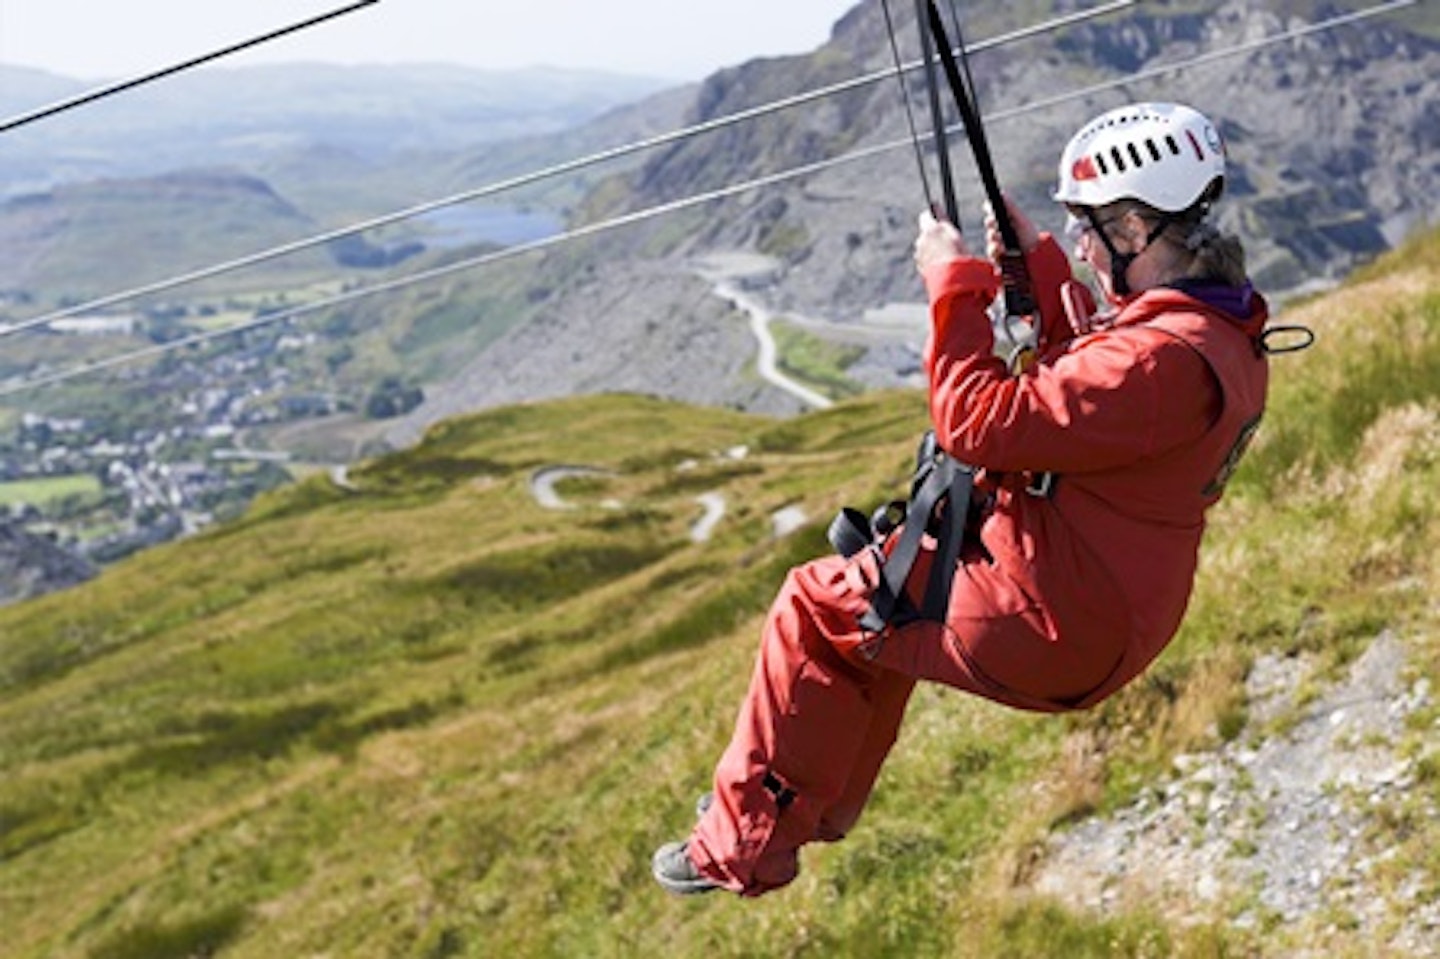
[1053,102,1226,212]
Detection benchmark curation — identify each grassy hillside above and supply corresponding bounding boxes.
[0,171,344,304]
[2,228,1439,957]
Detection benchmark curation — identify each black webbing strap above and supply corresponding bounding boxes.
[862,451,974,633]
[921,1,1035,318]
[828,435,976,637]
[915,0,959,223]
[920,455,975,620]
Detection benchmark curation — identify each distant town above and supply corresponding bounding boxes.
[1,305,418,569]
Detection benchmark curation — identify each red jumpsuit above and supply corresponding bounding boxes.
[687,235,1270,895]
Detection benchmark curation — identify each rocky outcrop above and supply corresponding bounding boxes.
[1029,631,1440,954]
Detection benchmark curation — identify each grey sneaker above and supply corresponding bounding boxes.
[651,841,719,895]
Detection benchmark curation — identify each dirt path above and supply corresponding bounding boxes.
[528,465,612,510]
[690,252,835,411]
[690,492,726,543]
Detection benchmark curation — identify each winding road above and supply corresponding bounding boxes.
[690,252,842,411]
[527,463,807,547]
[529,465,612,510]
[711,279,834,411]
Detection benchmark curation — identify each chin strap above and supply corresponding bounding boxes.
[1083,207,1179,297]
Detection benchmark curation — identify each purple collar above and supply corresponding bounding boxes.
[1168,278,1255,320]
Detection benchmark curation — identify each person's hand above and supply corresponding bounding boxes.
[913,208,969,274]
[982,195,1040,261]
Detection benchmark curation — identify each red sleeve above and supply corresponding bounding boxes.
[920,255,1001,378]
[1024,234,1078,350]
[922,259,1219,473]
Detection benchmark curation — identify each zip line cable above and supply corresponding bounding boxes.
[0,0,382,135]
[880,0,934,216]
[0,0,1136,341]
[0,0,1413,399]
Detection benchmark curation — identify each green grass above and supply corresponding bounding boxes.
[0,473,102,508]
[2,232,1440,957]
[771,318,867,401]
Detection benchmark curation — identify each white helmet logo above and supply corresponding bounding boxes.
[1204,123,1223,156]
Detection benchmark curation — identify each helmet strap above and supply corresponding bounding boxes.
[1084,208,1177,298]
[1109,253,1137,297]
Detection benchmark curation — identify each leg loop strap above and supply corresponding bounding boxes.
[827,431,977,638]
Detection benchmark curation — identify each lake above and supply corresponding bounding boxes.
[415,205,565,248]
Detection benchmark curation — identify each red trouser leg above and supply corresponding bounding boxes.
[688,557,910,896]
[682,530,1109,894]
[816,666,915,842]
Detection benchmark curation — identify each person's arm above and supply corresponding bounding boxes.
[915,208,1215,475]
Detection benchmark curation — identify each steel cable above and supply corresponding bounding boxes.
[0,1,381,134]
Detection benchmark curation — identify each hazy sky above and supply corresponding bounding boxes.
[0,0,860,81]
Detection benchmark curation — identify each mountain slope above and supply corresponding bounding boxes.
[2,227,1439,956]
[235,0,1440,451]
[0,171,336,300]
[598,0,1440,298]
[397,0,1439,440]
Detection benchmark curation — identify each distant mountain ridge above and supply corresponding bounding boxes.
[0,170,329,298]
[0,62,675,196]
[0,60,683,306]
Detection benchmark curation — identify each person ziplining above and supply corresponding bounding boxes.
[653,0,1309,897]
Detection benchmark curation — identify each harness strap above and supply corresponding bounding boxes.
[829,432,976,639]
[921,1,1035,318]
[919,454,976,621]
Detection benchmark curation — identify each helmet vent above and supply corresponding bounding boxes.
[1110,145,1127,172]
[1145,139,1163,162]
[1127,142,1144,167]
[1164,134,1181,156]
